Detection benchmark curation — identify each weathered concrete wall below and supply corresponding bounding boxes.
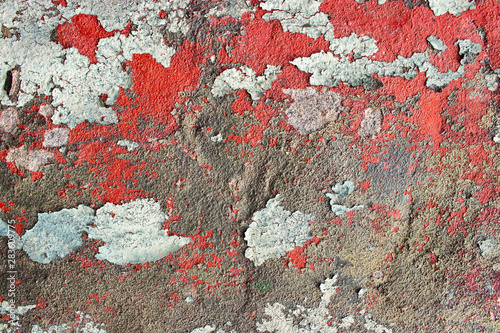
[1,0,500,332]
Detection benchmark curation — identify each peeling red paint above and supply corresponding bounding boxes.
[57,14,116,64]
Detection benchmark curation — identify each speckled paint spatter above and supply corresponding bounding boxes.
[1,0,500,332]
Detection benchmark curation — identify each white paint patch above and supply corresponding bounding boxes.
[117,139,140,151]
[212,65,282,100]
[211,133,224,142]
[191,326,218,333]
[244,195,314,266]
[260,0,377,59]
[87,198,191,265]
[190,324,238,333]
[260,0,330,39]
[31,325,70,333]
[260,0,324,16]
[363,312,393,333]
[0,0,186,129]
[478,238,498,257]
[455,39,482,59]
[31,311,107,333]
[22,205,95,264]
[0,301,36,332]
[494,132,500,144]
[263,10,331,39]
[427,35,447,54]
[4,199,188,265]
[257,276,394,332]
[291,49,465,91]
[257,275,339,332]
[428,0,475,16]
[292,51,424,87]
[49,48,125,128]
[0,218,23,250]
[327,33,378,58]
[0,301,36,317]
[326,181,364,216]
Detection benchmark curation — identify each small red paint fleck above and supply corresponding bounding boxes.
[229,267,245,276]
[35,300,48,309]
[0,202,11,212]
[31,171,44,182]
[226,250,239,257]
[13,222,25,236]
[429,253,439,264]
[159,10,167,19]
[201,164,213,171]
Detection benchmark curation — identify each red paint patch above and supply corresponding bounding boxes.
[57,14,115,64]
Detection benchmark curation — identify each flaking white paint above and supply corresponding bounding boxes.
[244,195,314,266]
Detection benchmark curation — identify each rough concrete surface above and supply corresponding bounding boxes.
[0,0,500,332]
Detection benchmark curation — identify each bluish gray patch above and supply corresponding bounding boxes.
[22,205,95,264]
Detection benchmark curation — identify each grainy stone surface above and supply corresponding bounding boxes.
[0,0,500,332]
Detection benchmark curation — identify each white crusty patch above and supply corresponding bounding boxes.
[31,311,107,333]
[428,0,475,16]
[190,325,238,333]
[257,275,340,332]
[326,181,364,216]
[0,0,185,128]
[260,0,330,39]
[117,139,140,151]
[494,131,500,144]
[0,301,36,332]
[478,238,499,257]
[87,198,191,265]
[260,0,377,57]
[455,39,482,59]
[327,33,378,58]
[0,218,23,250]
[212,65,282,100]
[244,195,314,266]
[257,275,394,332]
[291,50,465,90]
[2,199,189,265]
[427,35,447,54]
[22,205,95,264]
